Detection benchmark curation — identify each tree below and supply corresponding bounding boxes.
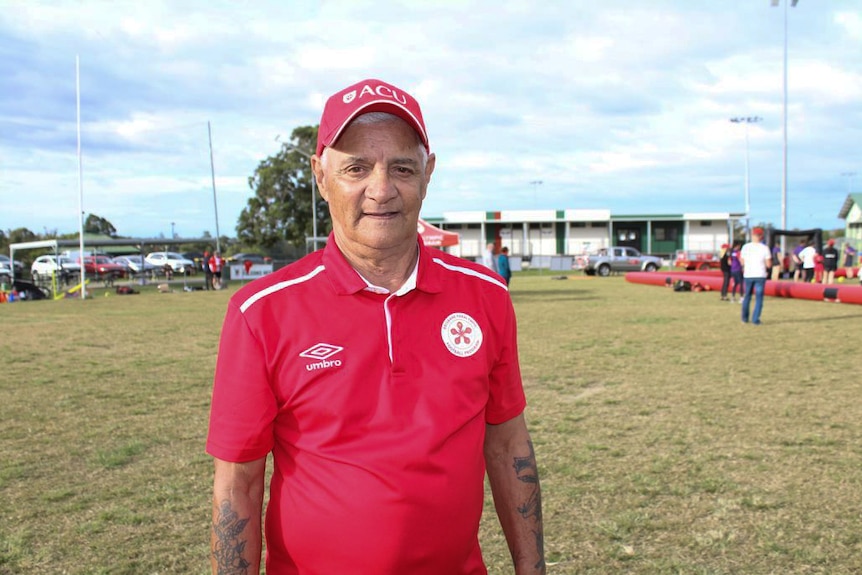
[84,214,118,237]
[6,227,38,245]
[237,126,330,249]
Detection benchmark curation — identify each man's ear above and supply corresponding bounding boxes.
[422,153,436,201]
[311,154,328,202]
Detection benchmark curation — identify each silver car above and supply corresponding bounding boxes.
[113,255,158,275]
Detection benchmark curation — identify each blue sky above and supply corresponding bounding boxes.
[2,0,861,239]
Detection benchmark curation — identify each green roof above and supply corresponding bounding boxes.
[838,194,862,219]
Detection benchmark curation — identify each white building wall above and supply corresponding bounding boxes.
[686,221,728,252]
[566,225,610,254]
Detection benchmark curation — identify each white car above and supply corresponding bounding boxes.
[145,252,196,274]
[31,255,82,281]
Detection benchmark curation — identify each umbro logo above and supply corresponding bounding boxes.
[300,343,344,371]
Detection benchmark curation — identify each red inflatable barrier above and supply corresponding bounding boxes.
[625,271,862,305]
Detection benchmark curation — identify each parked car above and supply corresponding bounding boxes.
[31,255,83,282]
[81,255,127,281]
[576,246,663,277]
[0,260,13,283]
[112,255,157,275]
[0,254,24,275]
[145,252,196,274]
[226,252,270,264]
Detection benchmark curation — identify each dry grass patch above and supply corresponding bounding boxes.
[2,276,861,574]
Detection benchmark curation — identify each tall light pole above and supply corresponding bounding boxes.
[530,180,543,207]
[281,142,319,251]
[207,121,222,253]
[730,116,762,241]
[771,0,798,253]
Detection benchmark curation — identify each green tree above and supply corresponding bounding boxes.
[84,214,118,237]
[7,227,38,245]
[237,125,330,249]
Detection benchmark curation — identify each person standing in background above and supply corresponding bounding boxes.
[497,246,512,286]
[482,242,497,272]
[792,239,806,282]
[843,243,857,279]
[202,250,213,290]
[208,251,224,290]
[798,241,817,283]
[719,243,732,301]
[730,242,744,303]
[740,227,772,325]
[822,239,839,284]
[770,243,782,281]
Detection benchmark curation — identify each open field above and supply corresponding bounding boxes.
[2,274,862,574]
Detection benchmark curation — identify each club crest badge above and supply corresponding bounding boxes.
[441,312,482,358]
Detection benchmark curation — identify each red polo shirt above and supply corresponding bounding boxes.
[206,234,526,575]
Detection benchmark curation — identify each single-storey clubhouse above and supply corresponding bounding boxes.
[427,209,746,261]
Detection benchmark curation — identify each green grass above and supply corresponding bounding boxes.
[1,275,861,574]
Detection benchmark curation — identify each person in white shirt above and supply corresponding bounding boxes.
[739,227,772,325]
[481,243,497,272]
[798,241,817,283]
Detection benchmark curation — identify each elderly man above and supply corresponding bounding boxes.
[207,79,544,575]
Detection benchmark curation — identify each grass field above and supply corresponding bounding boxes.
[2,273,861,574]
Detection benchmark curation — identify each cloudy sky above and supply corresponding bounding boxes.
[2,0,860,239]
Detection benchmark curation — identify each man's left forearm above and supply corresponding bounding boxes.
[485,415,546,575]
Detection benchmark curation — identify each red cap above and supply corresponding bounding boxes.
[828,239,835,245]
[721,243,729,249]
[752,227,764,236]
[316,79,429,156]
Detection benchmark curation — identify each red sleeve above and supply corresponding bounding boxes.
[485,294,527,425]
[206,302,277,462]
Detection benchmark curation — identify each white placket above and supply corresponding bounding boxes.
[359,257,419,364]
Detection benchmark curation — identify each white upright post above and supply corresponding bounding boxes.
[76,55,86,300]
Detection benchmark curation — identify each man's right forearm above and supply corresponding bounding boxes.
[211,458,267,574]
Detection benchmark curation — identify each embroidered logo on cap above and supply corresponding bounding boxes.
[441,313,483,358]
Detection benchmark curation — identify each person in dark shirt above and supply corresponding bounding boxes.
[822,239,839,284]
[719,243,732,301]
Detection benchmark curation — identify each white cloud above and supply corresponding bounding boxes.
[1,0,860,237]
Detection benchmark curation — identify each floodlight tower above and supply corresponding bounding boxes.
[730,116,762,241]
[530,180,543,208]
[841,172,857,195]
[771,0,799,253]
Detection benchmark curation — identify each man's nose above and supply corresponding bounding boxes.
[365,167,397,202]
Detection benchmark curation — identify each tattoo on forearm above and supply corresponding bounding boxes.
[212,500,251,575]
[513,440,546,572]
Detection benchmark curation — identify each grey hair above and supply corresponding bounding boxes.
[320,111,428,167]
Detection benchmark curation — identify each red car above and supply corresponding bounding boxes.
[81,255,127,282]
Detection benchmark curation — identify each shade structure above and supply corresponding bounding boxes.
[418,218,459,248]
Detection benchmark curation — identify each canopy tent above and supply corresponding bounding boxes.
[417,218,459,248]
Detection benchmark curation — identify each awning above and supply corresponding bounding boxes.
[418,218,459,247]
